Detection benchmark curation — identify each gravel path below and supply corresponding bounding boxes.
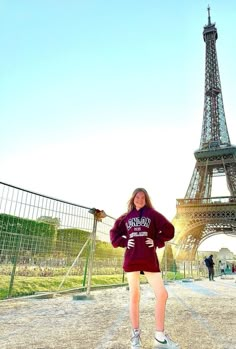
[0,277,235,349]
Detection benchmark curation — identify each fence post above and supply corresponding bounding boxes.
[196,251,200,279]
[86,216,97,296]
[164,244,168,282]
[86,208,106,296]
[83,241,90,287]
[8,234,22,298]
[122,270,125,283]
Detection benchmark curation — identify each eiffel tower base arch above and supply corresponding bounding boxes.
[171,198,236,261]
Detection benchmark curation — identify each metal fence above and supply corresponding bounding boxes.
[0,182,124,300]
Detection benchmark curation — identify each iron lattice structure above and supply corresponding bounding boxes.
[172,8,236,260]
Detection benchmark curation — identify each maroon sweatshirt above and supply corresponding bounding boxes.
[110,206,174,272]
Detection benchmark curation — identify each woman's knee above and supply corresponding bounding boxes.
[156,287,168,301]
[130,288,140,303]
[163,288,168,300]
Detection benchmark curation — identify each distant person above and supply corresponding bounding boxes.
[219,260,226,276]
[204,255,215,281]
[110,188,180,348]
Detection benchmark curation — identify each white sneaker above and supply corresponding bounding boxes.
[131,329,142,348]
[154,333,180,348]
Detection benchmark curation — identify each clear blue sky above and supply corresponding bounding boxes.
[1,1,236,252]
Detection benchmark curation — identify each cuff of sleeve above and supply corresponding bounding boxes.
[155,240,165,248]
[121,236,127,247]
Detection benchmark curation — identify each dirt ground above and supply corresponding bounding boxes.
[0,276,235,349]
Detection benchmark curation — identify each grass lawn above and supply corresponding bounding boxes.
[0,271,184,300]
[0,274,126,300]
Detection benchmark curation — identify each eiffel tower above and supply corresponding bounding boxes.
[172,7,236,260]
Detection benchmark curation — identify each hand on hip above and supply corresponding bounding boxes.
[127,239,135,249]
[145,237,154,248]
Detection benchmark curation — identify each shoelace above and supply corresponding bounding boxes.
[131,331,142,346]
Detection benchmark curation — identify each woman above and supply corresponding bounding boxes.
[110,188,179,349]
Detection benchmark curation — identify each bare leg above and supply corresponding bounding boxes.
[144,272,168,331]
[126,271,140,329]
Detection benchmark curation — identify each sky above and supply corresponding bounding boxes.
[1,0,236,253]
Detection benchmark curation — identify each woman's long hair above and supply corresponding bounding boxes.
[127,188,154,213]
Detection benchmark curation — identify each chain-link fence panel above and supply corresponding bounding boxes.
[0,182,125,300]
